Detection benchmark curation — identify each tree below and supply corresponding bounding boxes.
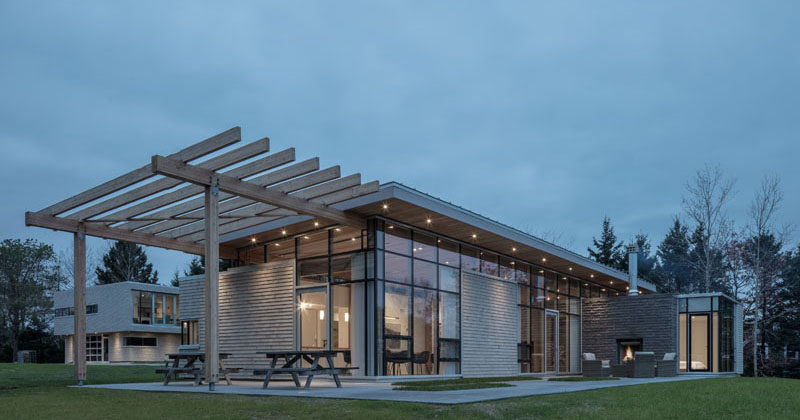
[95,241,158,285]
[588,216,625,270]
[682,165,736,292]
[171,257,205,287]
[688,223,728,294]
[0,239,66,361]
[655,218,693,292]
[629,233,657,287]
[742,175,785,377]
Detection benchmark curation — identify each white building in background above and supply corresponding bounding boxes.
[54,282,180,363]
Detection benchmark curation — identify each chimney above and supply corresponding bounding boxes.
[628,245,639,296]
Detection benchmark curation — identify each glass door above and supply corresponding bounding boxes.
[689,314,710,372]
[545,310,559,373]
[298,288,327,350]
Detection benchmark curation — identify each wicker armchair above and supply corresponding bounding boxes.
[582,353,611,377]
[656,352,677,377]
[632,352,656,378]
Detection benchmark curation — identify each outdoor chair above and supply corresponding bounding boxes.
[656,352,677,377]
[582,352,610,377]
[413,351,431,374]
[631,351,656,378]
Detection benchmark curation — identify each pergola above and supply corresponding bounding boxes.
[25,127,378,388]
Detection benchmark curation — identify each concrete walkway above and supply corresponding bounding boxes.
[81,376,705,405]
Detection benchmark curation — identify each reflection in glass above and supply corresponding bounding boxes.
[385,253,411,283]
[413,288,436,374]
[413,259,437,288]
[299,290,326,349]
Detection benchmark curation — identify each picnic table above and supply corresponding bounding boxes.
[156,351,239,386]
[254,350,356,389]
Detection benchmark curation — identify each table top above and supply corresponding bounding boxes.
[256,350,342,356]
[166,352,232,358]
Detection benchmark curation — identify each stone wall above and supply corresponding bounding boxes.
[581,294,677,365]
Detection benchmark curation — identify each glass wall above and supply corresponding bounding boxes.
[132,291,178,325]
[678,295,736,372]
[374,219,461,375]
[294,226,370,371]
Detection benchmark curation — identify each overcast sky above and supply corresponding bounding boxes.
[1,1,798,283]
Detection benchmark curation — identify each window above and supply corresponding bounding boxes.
[181,320,199,345]
[124,336,157,347]
[86,334,103,362]
[55,304,98,317]
[132,291,178,324]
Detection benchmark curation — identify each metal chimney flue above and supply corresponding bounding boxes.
[628,245,639,296]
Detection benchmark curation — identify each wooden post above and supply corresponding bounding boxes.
[204,184,220,390]
[73,230,87,384]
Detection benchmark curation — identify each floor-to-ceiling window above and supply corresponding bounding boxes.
[374,219,461,376]
[678,295,736,373]
[294,226,371,371]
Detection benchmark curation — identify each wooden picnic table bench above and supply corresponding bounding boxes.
[158,351,240,386]
[254,350,357,389]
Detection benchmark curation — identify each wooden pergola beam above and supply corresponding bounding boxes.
[152,155,367,228]
[128,157,320,235]
[38,127,241,216]
[154,166,343,239]
[25,212,237,259]
[113,151,305,232]
[65,137,269,221]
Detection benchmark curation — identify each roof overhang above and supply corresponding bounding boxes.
[223,182,656,293]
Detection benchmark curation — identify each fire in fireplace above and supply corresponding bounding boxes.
[617,339,643,363]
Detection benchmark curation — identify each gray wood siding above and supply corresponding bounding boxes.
[179,260,295,371]
[460,271,520,377]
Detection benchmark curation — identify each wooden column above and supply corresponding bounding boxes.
[73,230,87,384]
[204,185,220,390]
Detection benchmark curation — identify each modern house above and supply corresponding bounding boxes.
[27,128,743,383]
[177,182,744,377]
[54,282,180,363]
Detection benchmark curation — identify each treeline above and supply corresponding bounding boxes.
[0,240,161,362]
[586,166,799,378]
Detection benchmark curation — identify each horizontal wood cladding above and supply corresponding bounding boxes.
[179,261,294,371]
[460,271,520,377]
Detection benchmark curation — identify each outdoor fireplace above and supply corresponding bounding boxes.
[617,338,643,364]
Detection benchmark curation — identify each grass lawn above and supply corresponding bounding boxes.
[1,364,799,419]
[392,375,541,391]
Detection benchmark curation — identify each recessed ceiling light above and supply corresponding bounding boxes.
[590,274,595,278]
[314,221,319,227]
[251,237,257,243]
[472,234,477,239]
[569,267,573,271]
[542,258,547,262]
[335,228,341,232]
[512,247,517,252]
[303,236,310,240]
[382,203,389,210]
[426,218,432,224]
[281,230,287,235]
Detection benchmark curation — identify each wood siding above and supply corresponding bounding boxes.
[179,260,295,371]
[460,271,520,377]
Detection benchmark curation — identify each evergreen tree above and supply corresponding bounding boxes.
[655,218,692,292]
[630,233,657,287]
[184,257,204,276]
[588,216,625,269]
[95,241,158,285]
[775,246,800,363]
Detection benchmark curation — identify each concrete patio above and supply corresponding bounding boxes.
[80,376,707,405]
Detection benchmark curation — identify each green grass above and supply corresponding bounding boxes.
[547,376,621,382]
[0,363,161,390]
[392,375,541,391]
[1,364,799,419]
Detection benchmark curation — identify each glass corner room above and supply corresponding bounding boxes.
[678,294,736,373]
